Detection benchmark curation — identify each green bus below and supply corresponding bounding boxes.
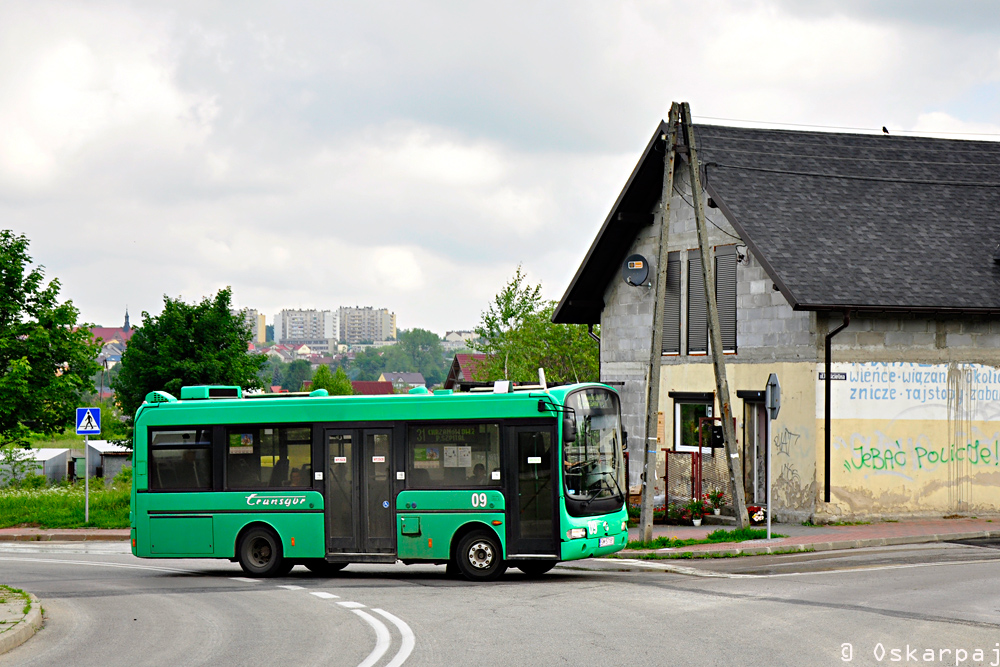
[130,382,627,581]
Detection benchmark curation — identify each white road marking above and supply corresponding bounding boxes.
[373,608,416,667]
[3,554,416,665]
[0,556,194,574]
[353,609,392,667]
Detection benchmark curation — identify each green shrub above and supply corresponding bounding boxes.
[111,465,132,489]
[17,473,48,489]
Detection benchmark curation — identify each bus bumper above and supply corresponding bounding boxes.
[560,532,627,561]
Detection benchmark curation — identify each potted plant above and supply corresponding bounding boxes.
[684,498,710,527]
[747,505,767,525]
[705,488,725,515]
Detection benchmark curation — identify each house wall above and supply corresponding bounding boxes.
[819,312,1000,519]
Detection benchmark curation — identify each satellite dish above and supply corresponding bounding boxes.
[622,254,649,287]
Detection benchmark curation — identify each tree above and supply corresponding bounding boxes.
[311,365,354,395]
[471,265,541,380]
[0,231,100,448]
[0,441,37,486]
[112,288,268,426]
[281,359,312,391]
[472,268,598,384]
[397,328,445,385]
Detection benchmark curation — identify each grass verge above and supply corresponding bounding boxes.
[0,484,130,529]
[0,585,32,616]
[626,527,786,550]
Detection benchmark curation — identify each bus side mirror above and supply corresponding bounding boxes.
[563,415,577,443]
[622,431,628,451]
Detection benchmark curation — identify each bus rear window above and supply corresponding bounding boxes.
[149,428,213,491]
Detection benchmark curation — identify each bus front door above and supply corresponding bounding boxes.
[325,429,394,557]
[505,426,559,558]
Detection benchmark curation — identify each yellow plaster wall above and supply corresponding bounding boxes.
[658,360,818,516]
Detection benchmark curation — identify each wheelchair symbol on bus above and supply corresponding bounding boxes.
[382,500,389,508]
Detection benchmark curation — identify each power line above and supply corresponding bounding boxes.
[695,147,1000,168]
[708,162,1000,187]
[695,115,1000,138]
[698,134,1000,156]
[673,184,743,242]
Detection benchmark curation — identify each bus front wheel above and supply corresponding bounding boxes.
[238,527,286,578]
[455,531,507,582]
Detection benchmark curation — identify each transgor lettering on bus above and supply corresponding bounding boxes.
[245,493,307,508]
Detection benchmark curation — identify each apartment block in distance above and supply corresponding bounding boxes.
[339,306,397,344]
[233,308,266,344]
[273,309,339,353]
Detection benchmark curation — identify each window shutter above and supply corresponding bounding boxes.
[662,251,681,354]
[687,251,707,354]
[715,246,738,353]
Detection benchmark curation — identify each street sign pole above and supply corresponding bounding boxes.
[76,407,101,526]
[85,434,89,523]
[765,373,781,540]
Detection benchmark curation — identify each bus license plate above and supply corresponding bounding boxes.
[599,536,614,547]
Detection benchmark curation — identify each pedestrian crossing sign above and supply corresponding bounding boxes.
[76,407,101,435]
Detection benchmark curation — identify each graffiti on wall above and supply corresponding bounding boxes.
[823,361,1000,511]
[842,438,1000,475]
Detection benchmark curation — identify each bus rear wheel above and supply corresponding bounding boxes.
[238,527,286,578]
[455,531,507,582]
[304,560,347,577]
[516,561,556,578]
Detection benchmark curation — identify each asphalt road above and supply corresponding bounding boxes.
[3,540,1000,666]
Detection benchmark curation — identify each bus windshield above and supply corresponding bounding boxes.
[563,388,624,506]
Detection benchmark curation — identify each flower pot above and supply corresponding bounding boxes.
[692,518,702,527]
[713,508,721,515]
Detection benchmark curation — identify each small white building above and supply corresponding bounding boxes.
[0,448,73,485]
[86,440,132,483]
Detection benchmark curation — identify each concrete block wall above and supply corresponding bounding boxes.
[828,314,1000,363]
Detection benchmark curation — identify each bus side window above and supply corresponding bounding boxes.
[149,428,213,491]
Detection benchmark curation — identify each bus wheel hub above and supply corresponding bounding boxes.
[250,539,272,565]
[468,541,493,569]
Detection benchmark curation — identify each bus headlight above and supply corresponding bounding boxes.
[566,528,587,540]
[621,521,628,532]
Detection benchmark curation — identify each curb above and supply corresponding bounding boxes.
[0,533,129,542]
[0,593,43,656]
[622,529,1000,558]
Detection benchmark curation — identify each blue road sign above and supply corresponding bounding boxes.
[76,407,101,435]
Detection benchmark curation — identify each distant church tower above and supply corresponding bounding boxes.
[123,307,130,332]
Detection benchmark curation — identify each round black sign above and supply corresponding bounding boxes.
[622,254,649,286]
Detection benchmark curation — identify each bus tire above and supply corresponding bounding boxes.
[455,530,506,582]
[237,526,286,578]
[515,561,556,577]
[304,560,347,576]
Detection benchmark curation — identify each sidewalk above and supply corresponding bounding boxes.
[0,527,130,542]
[624,516,1000,557]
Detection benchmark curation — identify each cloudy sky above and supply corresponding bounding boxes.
[5,1,1000,334]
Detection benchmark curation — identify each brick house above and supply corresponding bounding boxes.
[555,122,1000,521]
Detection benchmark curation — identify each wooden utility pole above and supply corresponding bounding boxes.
[680,102,750,529]
[639,103,680,542]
